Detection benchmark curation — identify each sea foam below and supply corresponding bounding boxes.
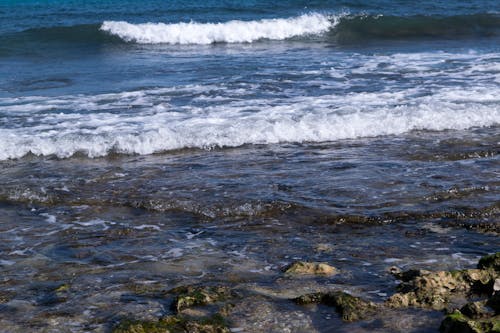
[100,13,335,44]
[0,85,499,160]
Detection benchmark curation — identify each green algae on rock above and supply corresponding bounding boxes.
[440,310,500,333]
[283,261,337,276]
[112,314,230,333]
[478,253,500,272]
[294,291,378,322]
[171,286,234,313]
[461,301,492,319]
[113,317,179,333]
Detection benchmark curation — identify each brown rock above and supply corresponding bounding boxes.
[283,261,337,276]
[294,291,378,322]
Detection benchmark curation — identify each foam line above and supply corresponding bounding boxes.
[0,85,498,160]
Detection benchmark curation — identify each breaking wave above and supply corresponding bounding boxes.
[2,12,499,50]
[100,13,335,44]
[1,84,499,160]
[99,12,500,45]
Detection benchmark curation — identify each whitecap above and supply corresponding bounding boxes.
[100,13,336,45]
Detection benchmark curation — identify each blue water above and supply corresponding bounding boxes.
[0,1,499,332]
[1,0,499,156]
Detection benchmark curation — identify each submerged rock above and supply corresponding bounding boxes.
[294,291,378,322]
[113,314,229,333]
[283,261,337,276]
[36,282,71,306]
[314,243,334,254]
[171,286,234,313]
[0,291,12,304]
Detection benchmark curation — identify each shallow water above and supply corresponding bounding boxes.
[0,0,499,332]
[0,127,498,332]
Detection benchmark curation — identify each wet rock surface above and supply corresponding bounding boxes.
[288,253,500,332]
[0,193,498,333]
[112,314,230,333]
[170,286,235,313]
[386,254,499,311]
[440,290,500,333]
[386,269,495,310]
[440,310,500,333]
[478,253,500,272]
[293,291,378,322]
[386,253,500,333]
[282,261,338,276]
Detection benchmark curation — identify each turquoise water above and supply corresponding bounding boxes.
[0,1,499,332]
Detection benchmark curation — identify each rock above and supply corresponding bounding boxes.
[294,291,378,322]
[283,261,337,276]
[314,243,334,253]
[388,266,402,276]
[113,314,230,333]
[171,286,233,312]
[478,253,500,272]
[461,300,493,319]
[386,268,497,310]
[113,318,177,333]
[54,283,70,293]
[184,314,230,333]
[487,292,500,314]
[392,269,431,282]
[440,310,481,333]
[494,279,500,292]
[294,292,325,305]
[0,292,12,304]
[440,310,500,333]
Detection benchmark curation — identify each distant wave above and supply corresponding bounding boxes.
[100,13,335,44]
[1,12,499,51]
[99,12,500,45]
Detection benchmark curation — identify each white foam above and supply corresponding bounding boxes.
[384,258,402,263]
[74,219,114,230]
[134,224,161,231]
[1,51,499,160]
[1,85,498,160]
[100,13,335,44]
[40,213,56,224]
[165,248,183,258]
[0,259,15,266]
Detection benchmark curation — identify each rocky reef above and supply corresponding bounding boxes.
[291,254,500,332]
[111,255,499,333]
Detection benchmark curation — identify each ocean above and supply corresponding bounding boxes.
[0,1,499,332]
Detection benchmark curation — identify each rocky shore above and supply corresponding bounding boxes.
[112,253,499,333]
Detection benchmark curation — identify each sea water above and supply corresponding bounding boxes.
[0,1,499,332]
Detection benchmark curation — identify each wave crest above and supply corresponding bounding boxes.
[100,13,335,44]
[99,12,500,45]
